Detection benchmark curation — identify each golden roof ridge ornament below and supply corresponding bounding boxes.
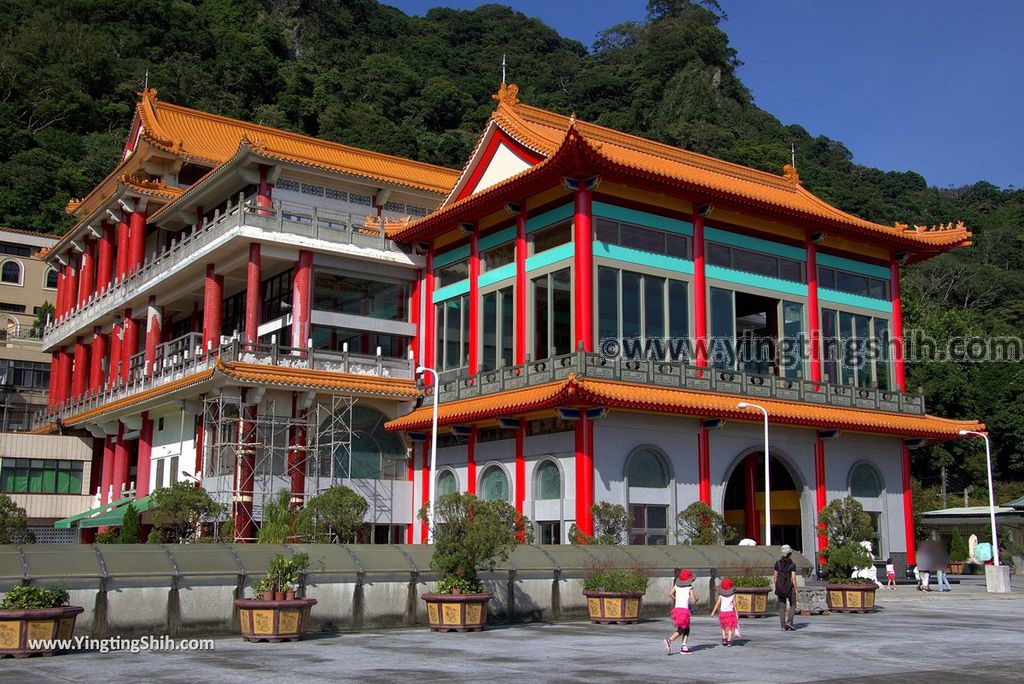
[783,163,801,185]
[492,82,520,108]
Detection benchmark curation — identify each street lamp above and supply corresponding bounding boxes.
[417,366,440,544]
[738,402,772,546]
[958,429,999,566]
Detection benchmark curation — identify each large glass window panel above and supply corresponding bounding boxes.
[851,464,882,498]
[481,243,515,272]
[436,259,470,287]
[782,301,804,379]
[533,275,549,361]
[836,271,869,297]
[668,280,689,362]
[480,467,510,502]
[437,470,457,496]
[595,218,618,243]
[838,311,855,385]
[853,314,871,387]
[536,461,561,500]
[531,221,571,254]
[875,318,891,391]
[822,308,838,384]
[627,448,670,488]
[819,267,836,289]
[666,234,689,259]
[598,267,619,344]
[500,287,514,367]
[620,224,665,253]
[709,287,735,369]
[621,271,641,339]
[461,294,470,367]
[707,242,731,267]
[733,248,777,277]
[779,259,804,283]
[644,275,665,341]
[551,268,572,355]
[312,270,407,319]
[482,291,497,372]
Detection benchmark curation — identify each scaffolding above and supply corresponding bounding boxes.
[201,392,354,541]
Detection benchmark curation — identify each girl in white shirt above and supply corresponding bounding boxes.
[665,569,698,655]
[711,578,739,647]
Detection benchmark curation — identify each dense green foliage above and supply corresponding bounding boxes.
[570,501,631,545]
[582,568,649,593]
[729,575,771,588]
[301,484,369,543]
[819,496,874,583]
[2,0,1021,496]
[0,585,69,609]
[675,501,736,545]
[0,495,35,544]
[949,527,969,563]
[149,481,225,543]
[118,502,141,543]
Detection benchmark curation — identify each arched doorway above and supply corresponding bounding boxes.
[723,451,803,548]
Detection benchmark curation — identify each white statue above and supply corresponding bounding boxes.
[851,540,883,587]
[738,538,757,546]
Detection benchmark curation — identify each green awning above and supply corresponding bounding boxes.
[54,496,132,529]
[79,496,153,529]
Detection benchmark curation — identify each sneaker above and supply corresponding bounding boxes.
[726,641,733,647]
[680,645,691,654]
[722,638,728,645]
[664,638,672,655]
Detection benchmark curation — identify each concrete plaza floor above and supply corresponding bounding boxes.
[4,577,1022,683]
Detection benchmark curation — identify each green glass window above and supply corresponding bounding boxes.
[598,267,618,344]
[627,448,670,488]
[437,470,458,496]
[782,301,804,379]
[850,464,882,498]
[536,461,561,500]
[532,268,572,360]
[436,295,469,370]
[481,286,515,372]
[0,458,83,494]
[480,466,510,502]
[621,271,641,339]
[531,221,571,254]
[319,406,406,480]
[709,287,735,369]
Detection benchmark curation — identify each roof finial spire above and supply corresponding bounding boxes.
[144,67,149,90]
[501,53,507,85]
[791,142,797,169]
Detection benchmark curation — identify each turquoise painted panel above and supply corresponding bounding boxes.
[817,253,891,280]
[526,242,574,272]
[479,225,516,251]
[704,226,805,261]
[706,265,807,297]
[819,288,893,313]
[432,279,470,303]
[434,243,470,268]
[525,203,574,233]
[479,263,516,288]
[593,241,694,275]
[592,201,693,236]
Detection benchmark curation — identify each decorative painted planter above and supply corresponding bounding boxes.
[733,587,771,617]
[233,598,317,642]
[947,562,965,575]
[0,605,84,658]
[825,584,877,613]
[421,593,493,632]
[582,591,645,624]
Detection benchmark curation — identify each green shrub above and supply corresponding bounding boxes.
[582,569,649,593]
[949,528,969,562]
[675,501,736,545]
[94,529,120,544]
[1,585,70,610]
[0,495,35,544]
[569,502,630,545]
[730,575,771,588]
[821,542,872,583]
[118,502,141,543]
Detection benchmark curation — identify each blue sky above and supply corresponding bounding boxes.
[385,0,1023,190]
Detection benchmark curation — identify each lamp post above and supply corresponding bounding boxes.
[958,429,999,566]
[738,402,772,546]
[418,366,440,544]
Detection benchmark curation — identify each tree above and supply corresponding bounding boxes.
[299,485,368,543]
[257,488,307,544]
[949,527,969,563]
[569,502,630,545]
[32,301,54,335]
[818,497,873,548]
[118,501,141,543]
[675,501,735,545]
[0,494,35,544]
[149,482,225,543]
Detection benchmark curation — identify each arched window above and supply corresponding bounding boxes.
[627,447,670,488]
[850,463,882,498]
[1,261,21,285]
[480,465,510,502]
[318,405,405,480]
[437,469,457,496]
[45,269,59,289]
[535,460,561,500]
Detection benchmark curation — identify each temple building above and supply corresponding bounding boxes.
[35,84,979,571]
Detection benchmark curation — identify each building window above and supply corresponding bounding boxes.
[437,469,458,496]
[538,521,561,544]
[481,285,514,371]
[535,460,561,500]
[850,463,883,498]
[597,266,688,360]
[435,259,469,288]
[480,242,515,272]
[530,220,571,255]
[595,218,690,259]
[629,504,668,545]
[627,448,670,488]
[0,243,31,257]
[0,458,84,494]
[436,294,469,370]
[315,406,406,480]
[707,242,804,283]
[0,302,25,313]
[479,465,510,502]
[532,267,571,360]
[0,360,51,389]
[1,261,22,285]
[44,269,59,290]
[261,268,294,322]
[311,325,410,358]
[819,267,889,300]
[821,308,891,389]
[312,269,408,320]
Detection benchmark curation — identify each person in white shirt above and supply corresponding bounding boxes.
[664,569,698,655]
[711,578,739,647]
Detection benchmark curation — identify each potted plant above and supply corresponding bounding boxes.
[234,552,316,642]
[571,502,650,624]
[819,497,878,613]
[948,528,968,574]
[730,575,772,618]
[419,492,523,632]
[0,585,84,657]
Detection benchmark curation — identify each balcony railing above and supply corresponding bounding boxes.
[34,333,414,428]
[426,348,927,415]
[43,195,408,347]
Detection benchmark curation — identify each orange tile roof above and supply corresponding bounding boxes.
[136,89,459,195]
[118,174,185,202]
[390,84,972,254]
[384,373,982,440]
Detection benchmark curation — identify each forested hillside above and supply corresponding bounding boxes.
[1,0,1021,501]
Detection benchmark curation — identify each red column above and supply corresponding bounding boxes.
[193,416,204,486]
[515,209,527,364]
[420,437,430,542]
[108,317,123,388]
[467,427,477,494]
[72,336,88,399]
[112,422,129,500]
[698,424,710,505]
[514,421,526,514]
[90,327,106,393]
[121,310,138,384]
[57,347,72,405]
[573,183,594,352]
[692,211,707,367]
[901,444,916,566]
[290,250,313,349]
[47,351,59,408]
[235,397,256,540]
[806,241,822,382]
[257,165,274,215]
[410,269,421,365]
[136,413,153,499]
[743,454,760,544]
[244,243,261,345]
[129,207,147,273]
[202,264,223,352]
[468,230,480,374]
[574,416,594,536]
[97,221,114,292]
[814,437,827,553]
[55,268,66,319]
[890,260,906,392]
[65,257,79,315]
[144,297,161,375]
[100,436,115,504]
[116,214,130,281]
[78,238,95,306]
[424,251,435,371]
[288,393,307,508]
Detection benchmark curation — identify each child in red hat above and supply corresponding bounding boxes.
[711,578,739,647]
[664,569,697,655]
